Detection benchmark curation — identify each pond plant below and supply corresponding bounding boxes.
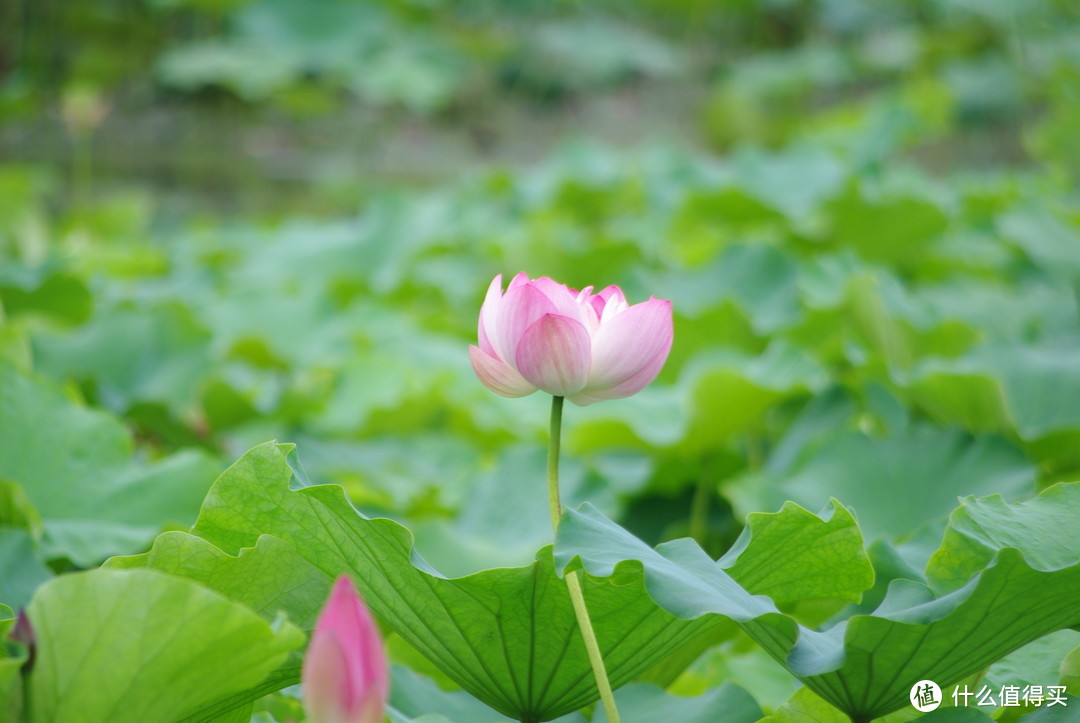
[469,272,676,722]
[6,256,1079,723]
[4,12,1080,703]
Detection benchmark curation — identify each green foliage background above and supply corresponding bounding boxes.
[2,0,1080,721]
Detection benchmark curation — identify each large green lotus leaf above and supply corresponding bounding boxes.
[767,682,991,722]
[157,40,299,101]
[0,655,23,723]
[1013,696,1080,722]
[126,540,524,714]
[160,441,717,721]
[926,483,1080,592]
[179,654,304,723]
[909,344,1080,441]
[210,707,259,723]
[147,436,643,581]
[1061,645,1080,694]
[161,0,450,106]
[592,681,762,723]
[729,424,1033,540]
[840,537,927,620]
[0,603,15,639]
[407,445,647,577]
[906,369,1012,435]
[642,244,802,336]
[912,710,995,722]
[679,343,828,454]
[726,144,847,220]
[571,342,828,455]
[797,252,863,312]
[633,243,801,377]
[204,284,361,375]
[909,346,1080,480]
[983,630,1080,698]
[107,531,331,628]
[1024,430,1080,486]
[0,312,31,371]
[674,636,801,712]
[123,442,871,722]
[0,528,51,609]
[565,385,685,452]
[0,478,44,539]
[26,568,304,723]
[0,363,221,564]
[554,485,1080,722]
[0,267,93,326]
[294,303,513,438]
[292,434,484,513]
[388,665,585,723]
[661,303,765,378]
[31,301,213,413]
[843,273,920,370]
[389,713,454,723]
[914,279,1078,348]
[0,480,51,609]
[0,604,26,722]
[843,272,980,369]
[768,687,993,722]
[760,386,856,476]
[757,686,848,723]
[998,207,1080,280]
[669,190,783,267]
[822,184,948,270]
[624,499,872,695]
[719,500,873,606]
[784,265,981,372]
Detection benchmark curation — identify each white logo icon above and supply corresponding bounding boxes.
[911,680,942,712]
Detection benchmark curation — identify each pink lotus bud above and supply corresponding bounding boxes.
[302,576,389,723]
[469,273,673,405]
[11,608,35,670]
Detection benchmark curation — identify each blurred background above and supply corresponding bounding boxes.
[3,0,1077,213]
[2,0,1080,709]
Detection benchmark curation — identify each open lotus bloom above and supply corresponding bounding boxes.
[469,273,673,405]
[302,575,389,723]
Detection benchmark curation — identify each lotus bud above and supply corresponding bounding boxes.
[302,576,389,723]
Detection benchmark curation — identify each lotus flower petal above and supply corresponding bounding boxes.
[587,298,673,392]
[477,274,505,356]
[515,314,592,396]
[530,277,596,332]
[494,282,557,365]
[469,345,536,397]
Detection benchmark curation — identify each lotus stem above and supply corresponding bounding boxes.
[547,395,621,723]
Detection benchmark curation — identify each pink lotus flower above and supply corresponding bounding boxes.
[302,575,389,723]
[469,273,673,405]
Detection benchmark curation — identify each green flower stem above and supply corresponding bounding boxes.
[546,395,566,531]
[547,395,621,723]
